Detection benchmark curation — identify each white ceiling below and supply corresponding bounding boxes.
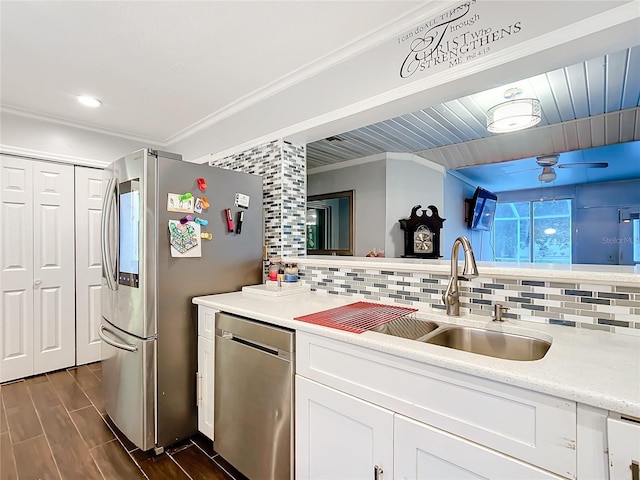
[1,0,639,181]
[0,0,424,143]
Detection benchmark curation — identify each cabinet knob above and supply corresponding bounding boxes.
[33,279,41,288]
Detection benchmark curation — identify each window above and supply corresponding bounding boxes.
[494,199,572,264]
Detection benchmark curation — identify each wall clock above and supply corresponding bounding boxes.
[399,205,445,258]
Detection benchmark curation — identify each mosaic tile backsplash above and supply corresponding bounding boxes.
[298,265,640,336]
[212,139,306,263]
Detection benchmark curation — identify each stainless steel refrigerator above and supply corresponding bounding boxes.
[100,148,263,453]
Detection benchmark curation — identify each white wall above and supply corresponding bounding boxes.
[308,156,386,256]
[385,155,444,258]
[0,111,158,166]
[308,153,445,258]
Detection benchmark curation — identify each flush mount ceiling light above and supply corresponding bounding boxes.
[76,95,102,108]
[487,87,541,134]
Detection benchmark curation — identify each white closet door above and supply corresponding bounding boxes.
[0,156,35,382]
[32,161,75,375]
[75,166,103,365]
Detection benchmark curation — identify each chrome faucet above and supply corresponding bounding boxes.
[442,236,479,316]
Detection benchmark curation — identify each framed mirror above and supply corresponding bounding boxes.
[306,190,354,255]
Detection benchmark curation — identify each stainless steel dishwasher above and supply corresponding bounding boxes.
[214,312,295,480]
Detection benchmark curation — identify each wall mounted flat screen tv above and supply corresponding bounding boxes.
[467,187,498,231]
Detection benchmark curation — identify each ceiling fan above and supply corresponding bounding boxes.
[534,154,608,183]
[499,154,609,183]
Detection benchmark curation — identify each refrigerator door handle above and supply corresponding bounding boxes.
[99,324,138,352]
[101,177,118,290]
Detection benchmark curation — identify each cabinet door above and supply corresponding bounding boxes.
[197,335,214,440]
[395,414,565,479]
[0,156,34,382]
[296,376,393,480]
[32,161,75,375]
[75,166,104,365]
[608,417,640,480]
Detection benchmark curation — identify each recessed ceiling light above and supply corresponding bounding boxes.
[77,95,102,108]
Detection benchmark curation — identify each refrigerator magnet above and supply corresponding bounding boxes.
[167,193,195,213]
[168,220,202,257]
[196,177,208,191]
[234,192,250,209]
[235,211,244,234]
[225,208,234,233]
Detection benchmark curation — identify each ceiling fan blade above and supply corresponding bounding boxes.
[557,162,608,169]
[496,167,539,176]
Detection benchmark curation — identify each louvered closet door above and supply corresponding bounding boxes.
[32,161,75,375]
[0,156,35,382]
[75,166,103,365]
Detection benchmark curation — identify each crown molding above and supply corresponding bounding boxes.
[308,153,388,174]
[308,151,445,175]
[0,2,439,149]
[217,4,638,165]
[0,144,109,168]
[5,2,636,157]
[163,2,454,146]
[446,169,477,188]
[1,105,166,146]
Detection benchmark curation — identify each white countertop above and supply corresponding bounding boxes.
[292,256,640,285]
[193,289,640,417]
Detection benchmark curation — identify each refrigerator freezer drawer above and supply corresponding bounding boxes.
[101,321,156,451]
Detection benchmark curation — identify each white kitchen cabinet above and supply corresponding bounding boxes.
[1,156,75,382]
[608,416,640,480]
[296,331,577,479]
[296,375,393,480]
[74,166,104,365]
[197,306,217,439]
[394,414,564,479]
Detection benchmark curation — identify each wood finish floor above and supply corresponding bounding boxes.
[1,363,246,480]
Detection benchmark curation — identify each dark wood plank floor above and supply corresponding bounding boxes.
[1,363,245,480]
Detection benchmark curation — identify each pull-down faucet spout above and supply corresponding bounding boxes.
[442,236,479,316]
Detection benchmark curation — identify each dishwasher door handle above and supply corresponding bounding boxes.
[218,330,291,360]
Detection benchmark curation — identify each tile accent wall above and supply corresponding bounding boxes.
[211,139,307,264]
[281,142,306,258]
[298,265,640,336]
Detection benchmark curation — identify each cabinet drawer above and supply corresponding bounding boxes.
[197,306,217,340]
[297,332,577,479]
[608,416,640,480]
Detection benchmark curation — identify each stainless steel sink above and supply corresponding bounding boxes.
[423,325,551,361]
[370,317,439,340]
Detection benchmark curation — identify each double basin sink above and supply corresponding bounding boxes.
[370,317,551,361]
